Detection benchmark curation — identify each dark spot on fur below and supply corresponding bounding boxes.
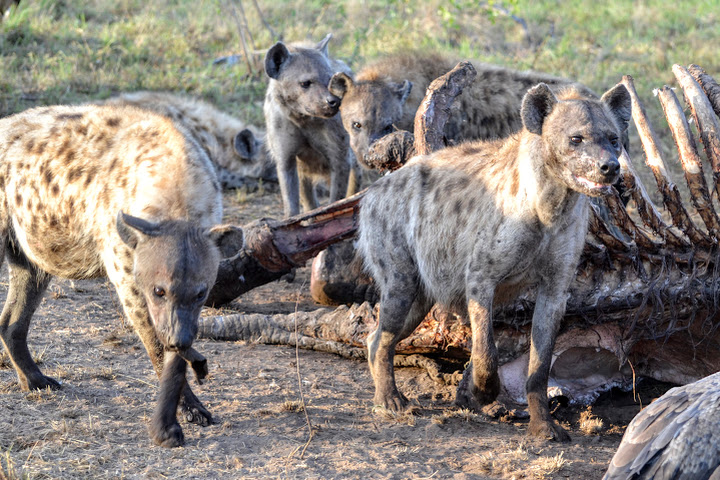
[454,199,462,215]
[61,214,69,224]
[377,259,385,270]
[24,139,35,153]
[67,167,81,183]
[123,265,132,275]
[49,216,58,228]
[56,113,84,122]
[470,287,479,296]
[0,175,5,189]
[130,286,141,297]
[51,183,60,196]
[84,166,97,187]
[509,174,519,196]
[75,124,88,136]
[106,117,121,127]
[43,170,53,185]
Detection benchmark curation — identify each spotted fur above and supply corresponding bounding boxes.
[357,83,631,442]
[0,104,238,447]
[102,91,276,190]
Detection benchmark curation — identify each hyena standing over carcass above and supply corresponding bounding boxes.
[264,34,358,217]
[328,52,595,165]
[358,83,631,440]
[102,91,276,190]
[0,104,239,447]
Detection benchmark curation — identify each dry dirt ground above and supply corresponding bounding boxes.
[0,188,657,480]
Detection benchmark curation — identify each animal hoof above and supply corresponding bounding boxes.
[149,422,185,448]
[373,391,408,412]
[528,419,571,442]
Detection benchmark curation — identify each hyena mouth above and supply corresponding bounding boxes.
[574,175,614,193]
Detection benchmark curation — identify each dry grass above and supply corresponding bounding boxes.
[579,406,605,435]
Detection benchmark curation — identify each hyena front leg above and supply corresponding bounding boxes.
[148,351,188,447]
[106,257,212,429]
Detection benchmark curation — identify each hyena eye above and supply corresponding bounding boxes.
[299,80,311,89]
[610,136,619,148]
[153,286,166,298]
[196,288,207,302]
[352,122,362,130]
[570,136,583,144]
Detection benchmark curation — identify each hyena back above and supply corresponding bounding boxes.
[329,51,593,166]
[264,34,358,217]
[102,91,276,190]
[0,104,237,447]
[358,83,631,441]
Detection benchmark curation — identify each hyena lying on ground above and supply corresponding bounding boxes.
[329,51,594,166]
[264,34,358,217]
[0,104,239,447]
[357,83,631,441]
[102,91,276,190]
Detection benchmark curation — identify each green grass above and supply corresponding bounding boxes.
[0,0,718,164]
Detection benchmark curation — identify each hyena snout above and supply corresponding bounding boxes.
[326,93,340,109]
[161,307,200,351]
[597,156,620,182]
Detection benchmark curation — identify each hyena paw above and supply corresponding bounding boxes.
[23,374,62,392]
[528,418,570,442]
[373,390,409,413]
[455,369,499,412]
[149,420,185,448]
[180,396,213,426]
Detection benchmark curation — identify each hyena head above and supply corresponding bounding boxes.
[521,82,632,197]
[328,72,412,164]
[265,34,342,119]
[116,212,242,350]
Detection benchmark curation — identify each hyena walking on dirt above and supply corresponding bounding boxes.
[328,52,594,166]
[264,34,358,217]
[0,104,239,447]
[102,91,276,190]
[357,83,631,441]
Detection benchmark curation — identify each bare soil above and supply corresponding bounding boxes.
[0,189,654,480]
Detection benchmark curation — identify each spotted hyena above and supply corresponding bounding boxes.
[102,91,276,190]
[264,34,358,217]
[0,104,240,447]
[329,51,594,166]
[357,83,631,441]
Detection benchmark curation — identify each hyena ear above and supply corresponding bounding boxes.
[390,80,412,104]
[601,83,632,134]
[265,42,290,79]
[207,225,245,258]
[316,33,332,57]
[328,72,353,99]
[233,129,258,160]
[116,211,161,249]
[521,83,558,136]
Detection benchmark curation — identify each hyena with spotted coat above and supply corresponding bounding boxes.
[0,104,238,447]
[358,83,631,441]
[329,52,593,166]
[102,91,276,190]
[264,34,358,217]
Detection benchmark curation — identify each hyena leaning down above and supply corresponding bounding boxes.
[102,91,276,190]
[357,83,631,441]
[0,104,241,447]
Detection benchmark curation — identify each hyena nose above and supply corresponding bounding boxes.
[599,158,620,178]
[326,95,340,108]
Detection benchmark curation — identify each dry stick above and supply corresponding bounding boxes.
[293,283,314,459]
[676,64,720,201]
[657,85,720,240]
[228,0,255,76]
[621,75,712,248]
[250,0,279,40]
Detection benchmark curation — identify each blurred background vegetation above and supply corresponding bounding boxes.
[0,0,718,175]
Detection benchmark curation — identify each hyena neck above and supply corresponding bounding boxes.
[517,134,582,227]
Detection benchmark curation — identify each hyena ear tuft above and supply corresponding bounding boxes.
[391,80,412,104]
[207,225,244,257]
[233,129,258,160]
[116,211,161,249]
[316,33,332,57]
[601,83,632,133]
[328,72,353,99]
[265,42,290,79]
[521,83,558,136]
